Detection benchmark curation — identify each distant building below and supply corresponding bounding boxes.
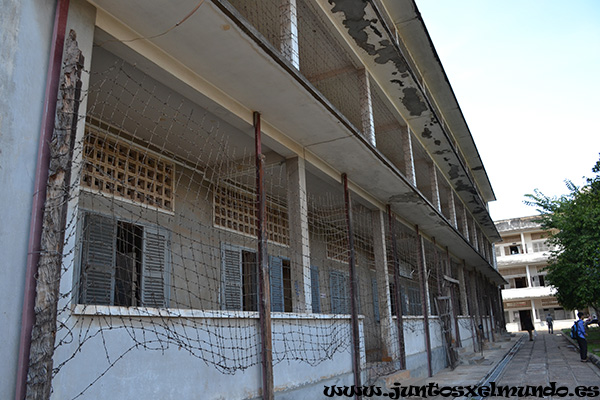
[495,216,575,332]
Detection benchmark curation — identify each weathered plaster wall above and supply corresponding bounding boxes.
[0,0,55,397]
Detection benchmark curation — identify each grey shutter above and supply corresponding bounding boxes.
[81,213,116,305]
[310,265,321,313]
[141,225,169,308]
[221,243,242,310]
[371,277,380,322]
[330,271,349,314]
[269,256,284,312]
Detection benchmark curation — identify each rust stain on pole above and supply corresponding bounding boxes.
[343,174,362,399]
[254,111,274,400]
[415,226,432,377]
[387,205,405,370]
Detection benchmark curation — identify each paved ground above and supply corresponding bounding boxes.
[495,332,600,399]
[402,331,600,399]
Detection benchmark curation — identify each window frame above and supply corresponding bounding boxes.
[75,209,171,308]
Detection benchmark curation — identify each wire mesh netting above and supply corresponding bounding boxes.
[31,2,499,398]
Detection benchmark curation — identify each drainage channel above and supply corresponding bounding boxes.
[456,335,526,400]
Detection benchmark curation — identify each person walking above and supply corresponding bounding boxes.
[575,312,588,362]
[522,314,535,341]
[546,313,554,334]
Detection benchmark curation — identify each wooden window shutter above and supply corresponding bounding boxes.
[269,256,284,312]
[310,265,321,313]
[221,243,242,310]
[80,213,116,305]
[141,225,170,308]
[329,270,349,314]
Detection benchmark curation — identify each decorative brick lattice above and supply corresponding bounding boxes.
[214,184,289,246]
[81,127,174,211]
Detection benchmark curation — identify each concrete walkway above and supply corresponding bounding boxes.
[397,332,600,399]
[495,332,600,399]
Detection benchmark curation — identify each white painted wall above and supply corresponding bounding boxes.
[0,0,55,397]
[50,309,360,399]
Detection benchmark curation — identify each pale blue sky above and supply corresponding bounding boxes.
[415,0,600,221]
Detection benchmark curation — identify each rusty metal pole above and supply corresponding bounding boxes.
[254,112,273,400]
[415,226,432,377]
[342,174,362,399]
[387,205,406,369]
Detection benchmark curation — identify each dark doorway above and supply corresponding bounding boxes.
[519,310,532,331]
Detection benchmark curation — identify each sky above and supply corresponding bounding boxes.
[414,0,600,221]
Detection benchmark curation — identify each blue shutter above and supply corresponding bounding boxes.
[372,277,380,322]
[81,213,116,305]
[141,225,169,308]
[310,265,321,313]
[269,256,284,312]
[221,244,242,310]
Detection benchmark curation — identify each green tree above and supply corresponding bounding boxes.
[525,155,600,313]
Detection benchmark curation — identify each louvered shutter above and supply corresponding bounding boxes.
[221,244,242,310]
[141,225,170,308]
[81,213,116,305]
[330,270,349,314]
[310,265,321,313]
[371,277,380,322]
[269,256,284,312]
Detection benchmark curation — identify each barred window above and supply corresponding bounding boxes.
[81,126,175,211]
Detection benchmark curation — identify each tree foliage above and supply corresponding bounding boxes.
[524,155,600,313]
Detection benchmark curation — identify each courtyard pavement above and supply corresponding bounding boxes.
[401,331,600,399]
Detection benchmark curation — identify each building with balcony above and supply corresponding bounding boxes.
[495,216,575,332]
[3,0,506,398]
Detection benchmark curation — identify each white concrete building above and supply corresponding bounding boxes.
[3,1,506,398]
[495,216,575,333]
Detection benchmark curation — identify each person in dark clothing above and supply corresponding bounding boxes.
[546,313,554,334]
[522,314,535,341]
[575,312,588,362]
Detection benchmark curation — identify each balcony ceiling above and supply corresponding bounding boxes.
[89,0,504,284]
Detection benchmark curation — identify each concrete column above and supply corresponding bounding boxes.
[429,165,441,212]
[520,232,527,253]
[448,190,458,229]
[525,265,532,288]
[471,221,478,249]
[57,1,97,312]
[457,263,468,315]
[462,208,470,241]
[371,210,395,359]
[279,0,300,69]
[358,68,376,146]
[403,127,417,186]
[530,299,537,323]
[286,156,312,312]
[419,236,432,315]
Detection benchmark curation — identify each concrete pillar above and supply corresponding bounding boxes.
[358,68,376,146]
[279,0,300,69]
[371,210,395,358]
[525,265,532,289]
[530,299,537,323]
[57,1,97,312]
[457,263,468,315]
[448,190,458,229]
[471,221,478,250]
[286,156,312,312]
[403,128,416,186]
[429,165,441,212]
[462,208,470,241]
[520,232,527,254]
